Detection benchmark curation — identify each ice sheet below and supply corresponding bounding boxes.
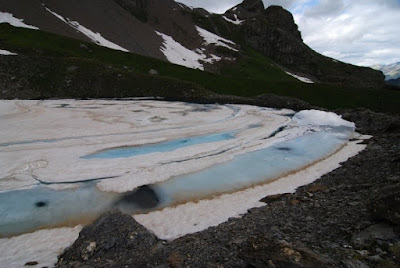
[1,100,288,190]
[0,100,366,267]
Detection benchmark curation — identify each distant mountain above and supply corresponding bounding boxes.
[372,62,400,80]
[386,77,400,88]
[0,0,384,88]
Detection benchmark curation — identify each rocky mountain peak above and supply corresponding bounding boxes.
[115,0,148,10]
[226,0,265,19]
[240,0,265,14]
[263,5,302,40]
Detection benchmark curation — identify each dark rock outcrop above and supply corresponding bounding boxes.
[241,5,385,88]
[226,0,265,19]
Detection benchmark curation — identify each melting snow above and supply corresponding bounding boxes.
[0,226,82,268]
[156,31,205,70]
[0,12,38,29]
[292,110,355,128]
[285,71,314,83]
[196,26,238,51]
[0,49,17,56]
[222,14,244,25]
[44,7,129,52]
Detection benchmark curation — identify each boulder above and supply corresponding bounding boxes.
[58,210,159,266]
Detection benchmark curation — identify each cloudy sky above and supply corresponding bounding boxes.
[176,0,400,66]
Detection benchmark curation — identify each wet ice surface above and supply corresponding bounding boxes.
[148,130,351,210]
[0,100,367,267]
[82,131,237,159]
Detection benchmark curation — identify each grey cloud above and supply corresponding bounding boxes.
[304,0,344,17]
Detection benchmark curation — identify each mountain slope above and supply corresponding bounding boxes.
[0,0,385,88]
[1,23,400,113]
[224,3,384,88]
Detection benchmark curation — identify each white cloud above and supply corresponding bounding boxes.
[176,0,400,66]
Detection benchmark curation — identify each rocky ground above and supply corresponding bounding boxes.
[57,106,400,268]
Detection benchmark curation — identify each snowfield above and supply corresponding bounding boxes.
[44,7,129,52]
[285,71,314,83]
[0,100,367,267]
[0,12,38,30]
[195,26,238,51]
[156,26,238,70]
[0,49,17,56]
[222,14,245,25]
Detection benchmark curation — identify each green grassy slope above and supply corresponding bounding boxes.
[1,24,399,113]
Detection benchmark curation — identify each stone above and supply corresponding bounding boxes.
[307,184,328,193]
[66,66,79,72]
[80,242,96,261]
[260,193,291,204]
[149,69,159,75]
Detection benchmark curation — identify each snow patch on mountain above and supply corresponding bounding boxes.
[196,26,238,51]
[222,14,244,25]
[0,12,38,30]
[0,49,17,56]
[44,7,129,52]
[285,72,314,84]
[156,31,223,70]
[156,31,206,70]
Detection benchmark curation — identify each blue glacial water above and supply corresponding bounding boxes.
[81,131,237,159]
[0,183,117,237]
[0,128,353,237]
[140,130,351,209]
